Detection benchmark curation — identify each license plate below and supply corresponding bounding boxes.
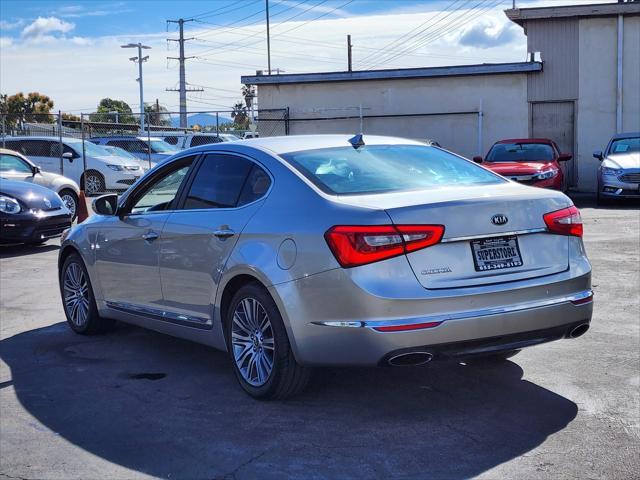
[471,235,523,272]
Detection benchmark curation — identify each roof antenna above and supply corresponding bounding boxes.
[348,104,365,150]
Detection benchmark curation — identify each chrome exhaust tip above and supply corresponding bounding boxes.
[568,323,590,339]
[388,351,433,366]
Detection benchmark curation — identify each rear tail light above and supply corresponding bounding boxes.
[543,205,583,237]
[324,224,445,268]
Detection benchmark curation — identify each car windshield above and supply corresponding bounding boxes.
[281,145,504,195]
[72,141,112,157]
[148,139,178,153]
[609,137,640,154]
[486,143,555,162]
[103,145,137,159]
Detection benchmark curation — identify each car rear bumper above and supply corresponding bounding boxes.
[270,259,592,366]
[0,210,72,244]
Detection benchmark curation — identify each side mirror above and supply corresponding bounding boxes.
[593,151,604,161]
[472,156,483,164]
[92,194,118,216]
[31,165,41,175]
[558,153,572,162]
[62,152,74,162]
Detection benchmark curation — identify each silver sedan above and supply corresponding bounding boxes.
[58,135,593,399]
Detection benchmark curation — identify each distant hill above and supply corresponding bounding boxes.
[170,113,233,128]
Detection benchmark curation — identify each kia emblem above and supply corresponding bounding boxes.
[491,214,508,226]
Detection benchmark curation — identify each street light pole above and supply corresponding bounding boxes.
[121,42,151,134]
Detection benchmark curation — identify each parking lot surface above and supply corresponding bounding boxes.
[1,197,638,480]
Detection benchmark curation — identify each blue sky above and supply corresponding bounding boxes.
[0,0,617,112]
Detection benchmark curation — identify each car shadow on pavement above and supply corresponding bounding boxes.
[0,243,59,258]
[0,321,578,480]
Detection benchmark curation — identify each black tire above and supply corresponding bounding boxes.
[82,171,105,196]
[60,253,114,335]
[596,191,612,206]
[466,349,521,364]
[58,189,79,220]
[225,282,310,400]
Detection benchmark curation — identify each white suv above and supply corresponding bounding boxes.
[3,136,143,195]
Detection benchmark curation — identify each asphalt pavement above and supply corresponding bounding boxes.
[0,196,638,480]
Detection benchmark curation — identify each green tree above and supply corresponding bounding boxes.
[231,101,249,128]
[144,102,171,127]
[94,98,135,124]
[0,92,55,126]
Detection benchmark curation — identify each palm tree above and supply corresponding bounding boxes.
[231,101,249,128]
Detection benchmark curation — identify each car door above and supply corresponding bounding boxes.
[0,152,36,182]
[93,155,197,313]
[158,153,272,326]
[9,140,59,174]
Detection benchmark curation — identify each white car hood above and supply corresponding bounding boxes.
[605,153,640,169]
[93,154,140,167]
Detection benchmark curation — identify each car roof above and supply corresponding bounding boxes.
[186,134,426,156]
[610,132,640,140]
[90,136,163,141]
[494,138,554,145]
[3,135,83,143]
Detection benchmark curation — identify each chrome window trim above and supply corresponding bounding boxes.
[312,289,593,330]
[441,227,547,243]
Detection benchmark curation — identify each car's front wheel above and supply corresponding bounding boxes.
[60,253,114,334]
[58,189,78,220]
[226,282,310,399]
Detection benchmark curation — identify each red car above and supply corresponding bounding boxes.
[473,138,571,190]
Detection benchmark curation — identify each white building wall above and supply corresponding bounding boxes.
[577,15,640,192]
[257,74,529,159]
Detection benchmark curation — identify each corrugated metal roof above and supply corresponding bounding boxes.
[241,62,542,86]
[507,2,640,26]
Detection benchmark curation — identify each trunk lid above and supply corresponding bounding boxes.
[339,183,572,289]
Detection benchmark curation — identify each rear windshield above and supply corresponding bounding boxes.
[280,145,503,195]
[486,143,555,162]
[148,139,178,153]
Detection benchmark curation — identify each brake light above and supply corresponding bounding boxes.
[543,205,583,237]
[325,224,445,268]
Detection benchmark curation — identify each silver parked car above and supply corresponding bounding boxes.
[58,135,593,399]
[1,148,80,219]
[594,132,640,204]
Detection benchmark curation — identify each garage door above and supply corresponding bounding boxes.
[531,102,575,187]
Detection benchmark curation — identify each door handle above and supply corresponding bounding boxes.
[213,229,235,239]
[142,231,159,242]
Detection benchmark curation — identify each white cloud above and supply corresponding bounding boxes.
[0,37,14,48]
[459,22,520,49]
[0,19,25,30]
[21,16,75,39]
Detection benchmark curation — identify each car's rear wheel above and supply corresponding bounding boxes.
[58,189,78,220]
[60,253,114,334]
[82,171,105,196]
[226,282,310,399]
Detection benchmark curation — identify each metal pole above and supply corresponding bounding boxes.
[359,104,363,133]
[178,19,187,128]
[216,112,219,137]
[477,99,484,157]
[138,43,145,134]
[616,14,623,133]
[146,112,152,170]
[266,0,271,75]
[58,110,64,175]
[347,35,352,72]
[81,114,87,191]
[1,115,5,148]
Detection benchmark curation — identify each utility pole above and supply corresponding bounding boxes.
[121,42,151,134]
[347,35,352,72]
[166,18,203,128]
[265,0,271,75]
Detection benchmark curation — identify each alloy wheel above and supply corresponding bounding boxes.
[63,262,90,327]
[60,193,77,217]
[85,175,101,195]
[231,297,275,387]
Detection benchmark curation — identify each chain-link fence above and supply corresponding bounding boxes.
[1,108,289,197]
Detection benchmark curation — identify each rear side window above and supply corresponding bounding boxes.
[183,154,265,209]
[4,140,53,157]
[107,139,147,153]
[190,135,222,147]
[164,136,180,146]
[281,145,503,195]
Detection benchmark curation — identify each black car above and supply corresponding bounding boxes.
[0,179,72,244]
